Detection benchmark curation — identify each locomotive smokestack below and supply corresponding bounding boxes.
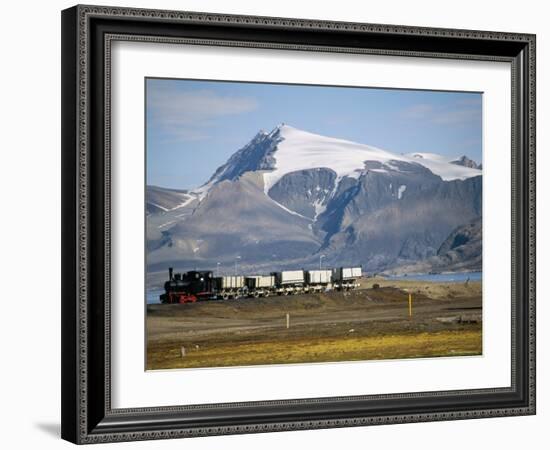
[169,267,173,281]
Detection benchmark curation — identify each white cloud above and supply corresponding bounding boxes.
[401,103,435,119]
[431,108,481,125]
[401,101,481,126]
[455,97,482,107]
[148,86,259,142]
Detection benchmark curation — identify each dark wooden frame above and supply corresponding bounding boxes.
[61,4,536,444]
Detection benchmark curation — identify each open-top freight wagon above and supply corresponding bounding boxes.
[332,267,362,290]
[245,275,276,298]
[213,276,245,299]
[306,270,333,292]
[159,266,362,304]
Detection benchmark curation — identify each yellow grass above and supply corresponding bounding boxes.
[147,328,482,370]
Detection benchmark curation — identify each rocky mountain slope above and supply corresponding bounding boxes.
[386,218,482,274]
[450,155,482,170]
[146,186,196,215]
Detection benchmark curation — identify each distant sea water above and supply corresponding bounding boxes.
[146,289,164,304]
[387,272,482,282]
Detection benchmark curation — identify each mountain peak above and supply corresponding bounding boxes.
[199,126,281,191]
[450,155,481,170]
[268,122,295,137]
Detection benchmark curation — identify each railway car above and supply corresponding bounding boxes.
[271,270,306,295]
[306,269,332,284]
[332,267,362,290]
[245,275,276,297]
[305,269,333,293]
[213,276,245,299]
[273,270,304,285]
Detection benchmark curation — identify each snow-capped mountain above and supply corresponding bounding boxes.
[197,124,480,196]
[147,124,482,279]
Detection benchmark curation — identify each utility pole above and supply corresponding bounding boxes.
[216,262,221,277]
[319,254,325,270]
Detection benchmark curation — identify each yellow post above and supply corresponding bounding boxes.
[408,293,412,318]
[286,313,290,329]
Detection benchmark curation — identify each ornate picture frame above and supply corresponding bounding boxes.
[61,4,535,444]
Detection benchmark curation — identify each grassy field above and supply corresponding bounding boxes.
[147,278,482,370]
[148,329,481,369]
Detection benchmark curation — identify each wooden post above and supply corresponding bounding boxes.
[286,313,290,329]
[408,293,412,318]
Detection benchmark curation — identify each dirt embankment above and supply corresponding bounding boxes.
[358,277,481,299]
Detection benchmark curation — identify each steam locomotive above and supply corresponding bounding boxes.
[159,266,362,304]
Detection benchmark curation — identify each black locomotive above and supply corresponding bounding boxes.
[159,268,214,304]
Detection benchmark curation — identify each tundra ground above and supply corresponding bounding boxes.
[146,278,482,370]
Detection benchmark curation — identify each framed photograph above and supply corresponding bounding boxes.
[61,4,536,444]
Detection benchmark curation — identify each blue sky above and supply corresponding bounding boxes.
[146,78,482,190]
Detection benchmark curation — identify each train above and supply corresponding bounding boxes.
[159,266,362,304]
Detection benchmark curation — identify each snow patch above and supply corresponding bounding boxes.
[148,202,169,212]
[312,198,327,220]
[171,194,196,210]
[398,185,407,200]
[268,196,312,221]
[158,220,177,229]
